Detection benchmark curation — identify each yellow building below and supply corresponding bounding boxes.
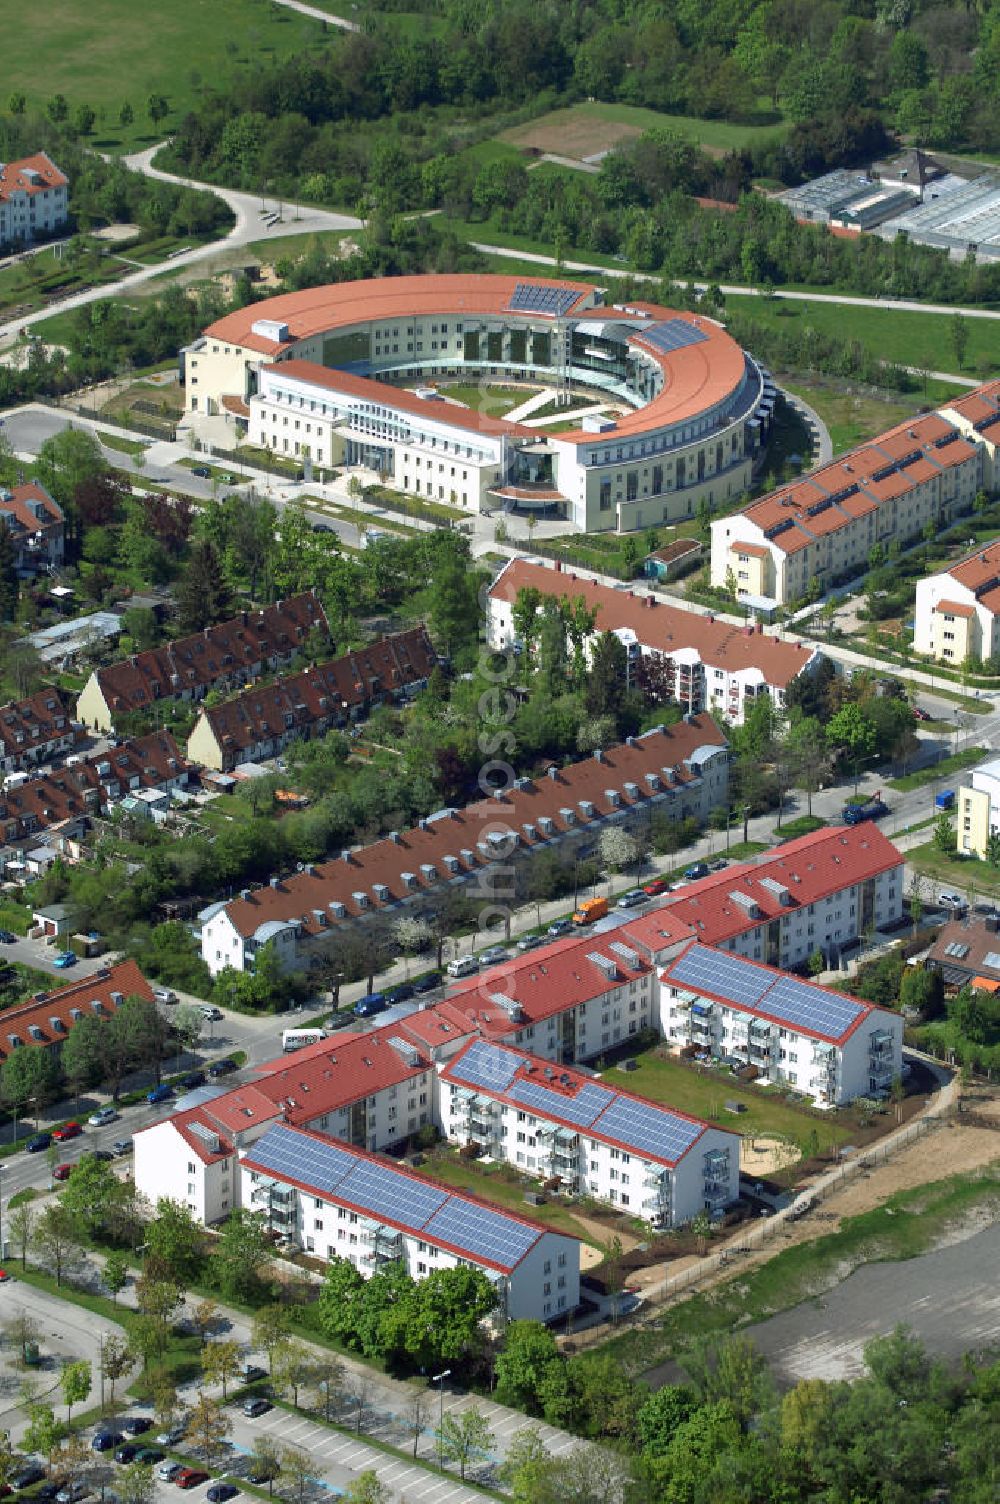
[956,760,1000,858]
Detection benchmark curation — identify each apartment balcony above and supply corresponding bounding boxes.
[703,1183,730,1209]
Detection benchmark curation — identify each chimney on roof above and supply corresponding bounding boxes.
[594,747,603,763]
[547,766,557,780]
[646,595,656,608]
[341,850,352,864]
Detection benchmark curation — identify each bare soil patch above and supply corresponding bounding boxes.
[502,107,641,162]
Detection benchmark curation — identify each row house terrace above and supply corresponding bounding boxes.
[439,1036,740,1227]
[488,557,818,725]
[199,716,729,977]
[186,626,436,772]
[0,731,190,849]
[76,592,329,731]
[0,689,79,776]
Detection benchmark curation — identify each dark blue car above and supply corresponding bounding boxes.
[147,1084,173,1104]
[26,1133,51,1153]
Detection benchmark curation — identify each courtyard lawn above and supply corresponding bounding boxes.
[620,1048,852,1156]
[410,1153,605,1248]
[435,381,526,414]
[4,0,336,153]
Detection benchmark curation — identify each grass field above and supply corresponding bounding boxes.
[244,228,359,262]
[5,0,335,153]
[618,1049,851,1155]
[411,1151,605,1248]
[435,381,525,414]
[773,376,948,454]
[501,102,787,161]
[907,838,1000,895]
[724,294,1000,381]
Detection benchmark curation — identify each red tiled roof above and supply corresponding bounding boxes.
[934,599,976,618]
[490,559,814,689]
[0,481,63,535]
[194,627,436,766]
[171,1110,235,1166]
[0,959,153,1062]
[0,153,67,202]
[742,413,979,555]
[649,825,902,947]
[216,717,728,939]
[87,593,329,720]
[249,1026,428,1124]
[0,731,189,844]
[268,361,538,439]
[0,687,76,765]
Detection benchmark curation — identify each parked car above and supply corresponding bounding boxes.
[53,1122,82,1142]
[152,987,177,1005]
[386,982,413,1004]
[180,1072,206,1090]
[92,1431,124,1453]
[641,877,671,897]
[85,1149,114,1163]
[412,972,441,993]
[55,1484,90,1503]
[191,466,211,479]
[157,1464,182,1483]
[0,1269,11,1282]
[616,889,647,909]
[311,522,332,533]
[353,992,387,1018]
[53,952,77,969]
[0,929,17,943]
[12,1465,45,1490]
[938,891,966,910]
[112,1139,133,1156]
[515,934,543,952]
[25,1133,51,1153]
[912,705,931,721]
[242,1398,272,1418]
[134,1450,163,1466]
[547,917,573,936]
[120,1418,152,1437]
[88,1107,118,1127]
[114,1446,140,1466]
[242,1364,267,1385]
[174,1471,209,1491]
[206,1486,239,1504]
[207,1059,237,1078]
[147,1084,173,1105]
[479,946,509,966]
[52,1164,74,1182]
[709,858,728,872]
[156,1426,186,1447]
[200,1006,223,1021]
[684,862,710,881]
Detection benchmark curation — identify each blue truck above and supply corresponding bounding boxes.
[935,790,955,811]
[842,793,889,825]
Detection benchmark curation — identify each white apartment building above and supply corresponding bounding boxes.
[0,154,68,248]
[660,942,903,1106]
[241,1122,580,1324]
[624,823,905,971]
[488,557,819,726]
[438,1038,739,1227]
[711,410,984,607]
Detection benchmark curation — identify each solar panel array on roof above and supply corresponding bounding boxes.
[669,944,867,1040]
[669,946,773,1009]
[508,283,578,317]
[596,1095,703,1164]
[509,1076,615,1128]
[244,1123,545,1271]
[425,1197,539,1269]
[452,1039,520,1094]
[638,319,708,355]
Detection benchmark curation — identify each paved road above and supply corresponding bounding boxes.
[0,152,362,343]
[271,0,358,27]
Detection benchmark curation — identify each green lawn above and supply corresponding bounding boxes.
[5,0,336,153]
[435,381,525,414]
[244,228,358,262]
[724,294,1000,382]
[773,376,948,455]
[620,1048,852,1155]
[411,1152,604,1247]
[889,745,984,792]
[908,838,1000,896]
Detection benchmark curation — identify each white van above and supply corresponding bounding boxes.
[281,1028,328,1053]
[2,772,28,791]
[446,956,479,979]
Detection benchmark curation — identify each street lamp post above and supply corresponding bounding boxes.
[432,1369,451,1470]
[0,1162,6,1261]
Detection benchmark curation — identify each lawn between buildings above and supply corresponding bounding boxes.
[907,839,1000,898]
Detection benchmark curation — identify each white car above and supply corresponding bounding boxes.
[152,986,177,1005]
[88,1107,119,1127]
[157,1462,182,1481]
[938,891,966,910]
[479,947,509,966]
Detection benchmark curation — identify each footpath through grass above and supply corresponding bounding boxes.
[604,1163,1000,1377]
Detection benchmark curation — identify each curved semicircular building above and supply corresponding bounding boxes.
[183,272,774,533]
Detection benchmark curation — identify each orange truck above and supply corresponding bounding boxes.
[572,896,609,926]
